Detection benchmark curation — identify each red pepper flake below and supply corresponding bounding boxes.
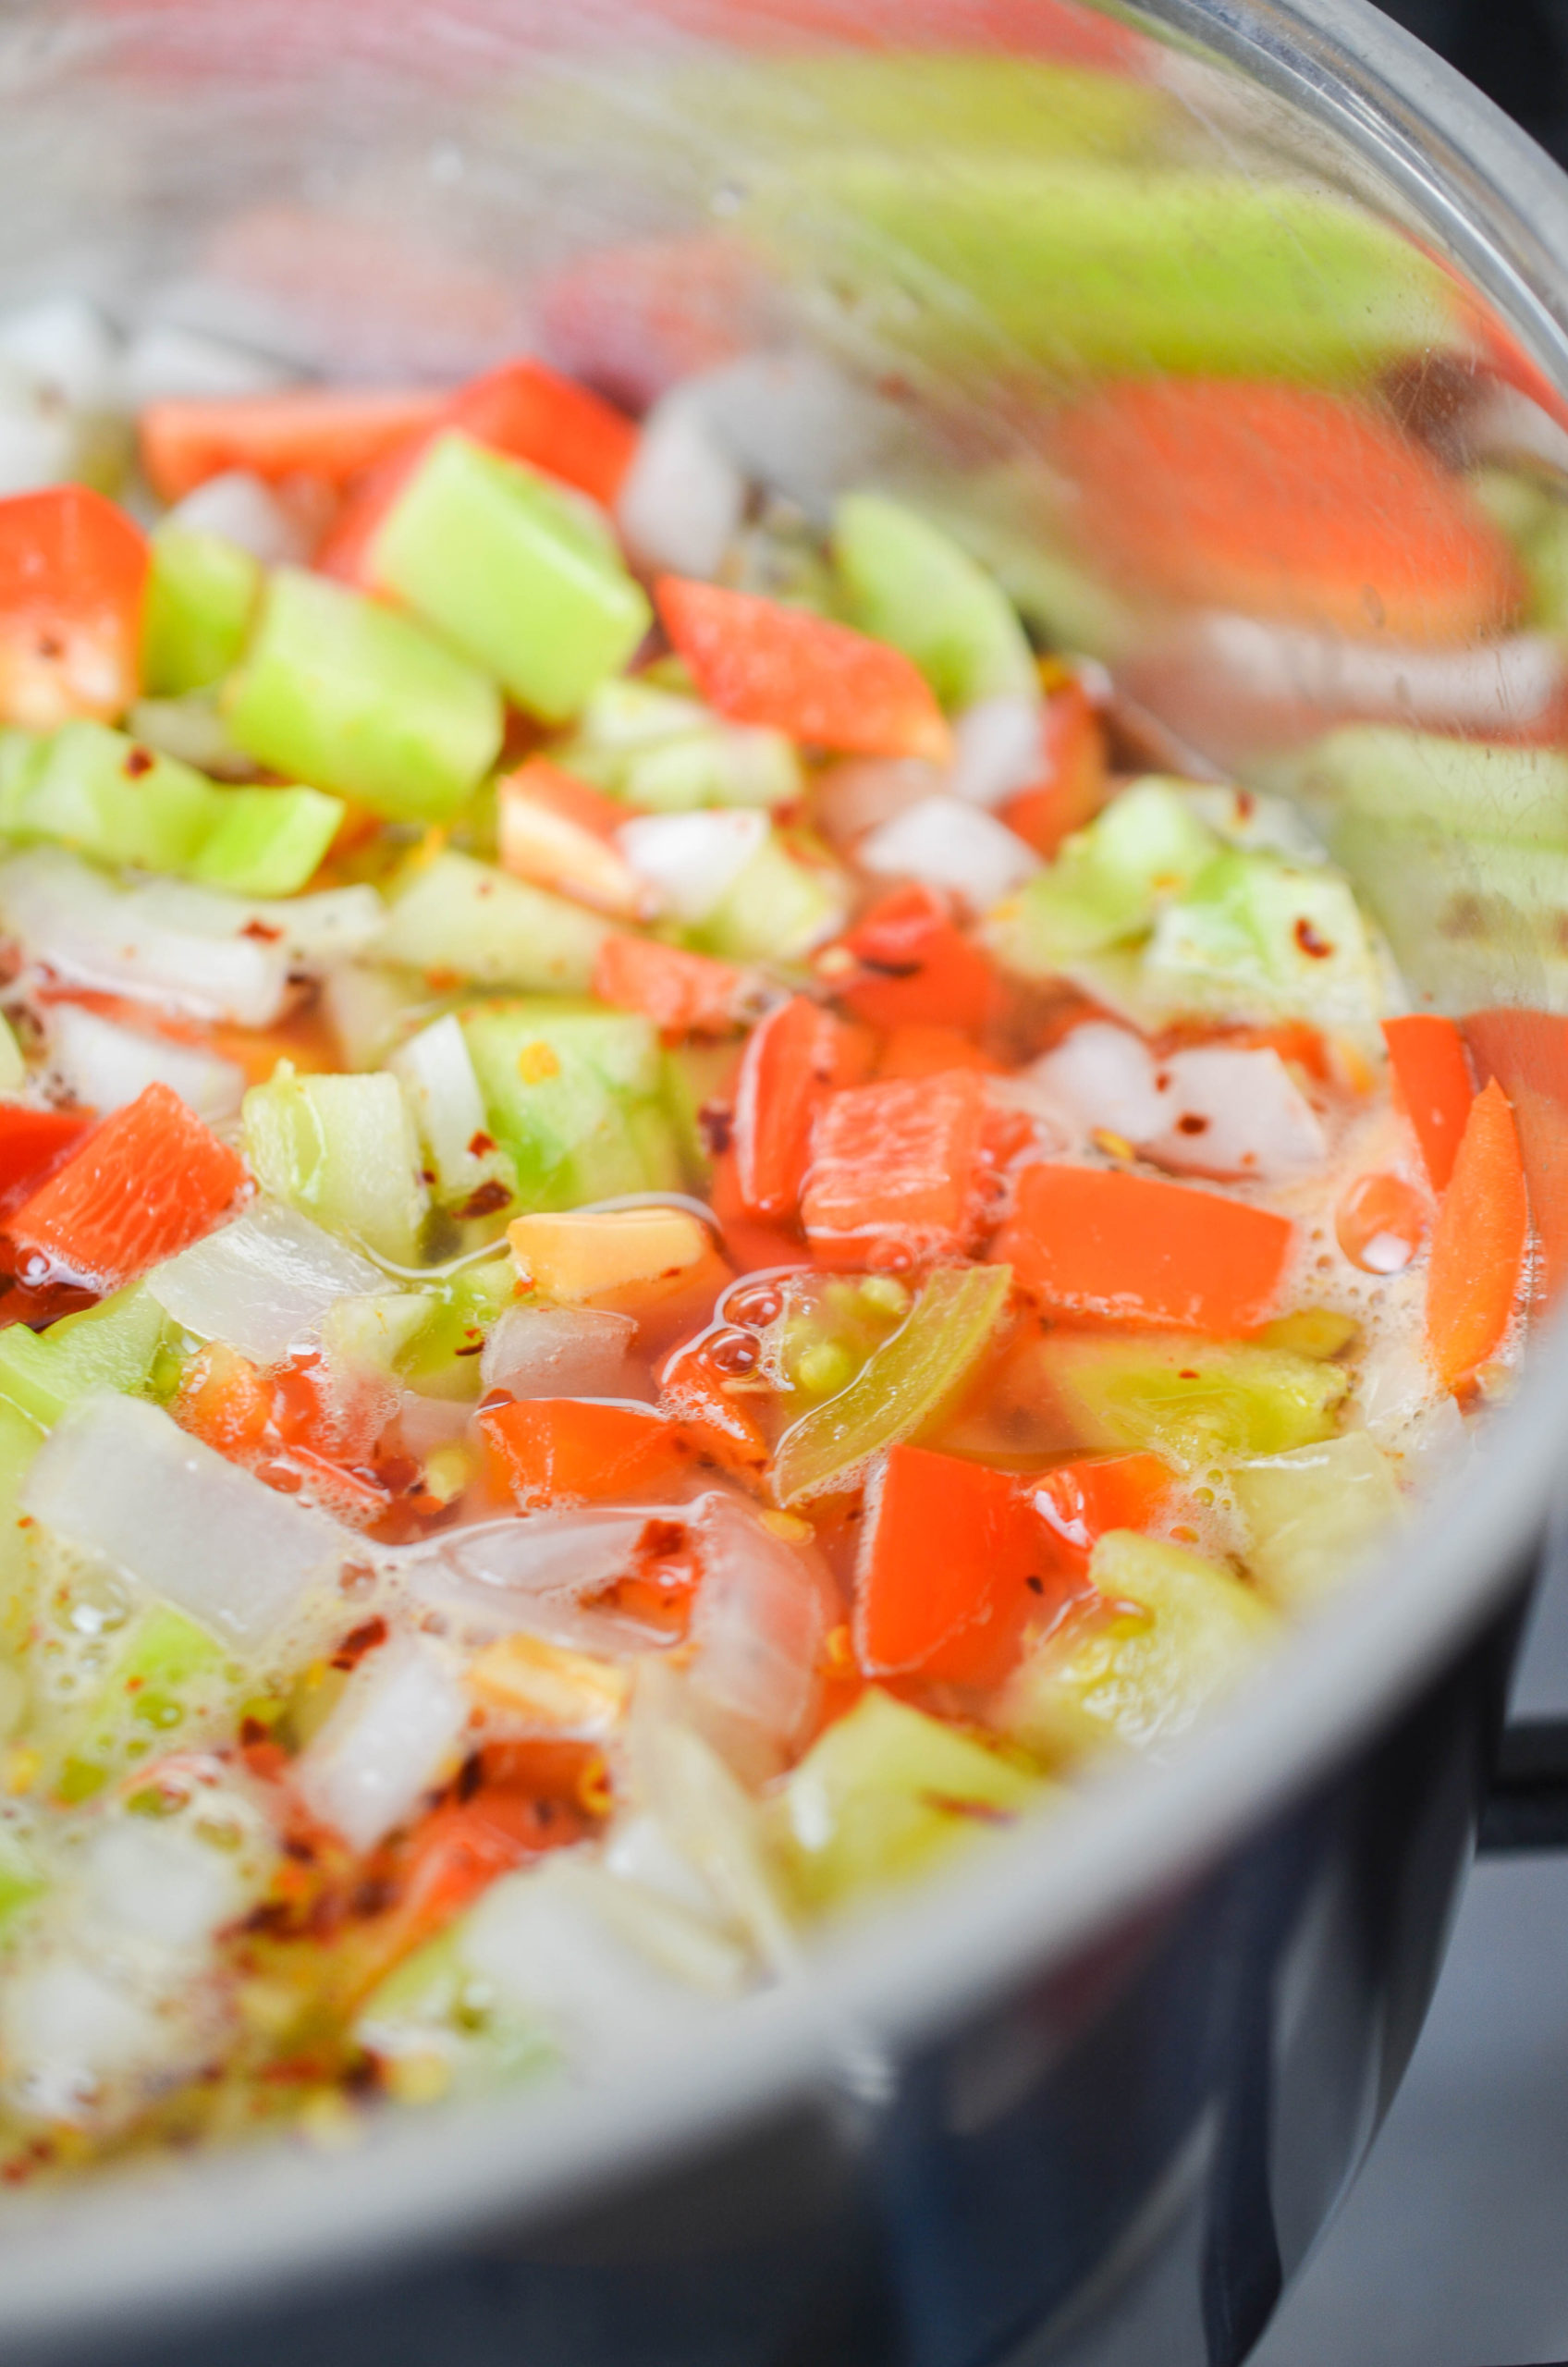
[467,1129,496,1158]
[697,1101,734,1159]
[1293,916,1333,959]
[239,917,285,943]
[1175,1112,1209,1135]
[330,1615,388,1672]
[453,1179,512,1221]
[122,744,154,779]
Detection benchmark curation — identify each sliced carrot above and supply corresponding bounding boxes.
[818,882,1006,1034]
[876,1024,1003,1081]
[801,1069,997,1265]
[855,1443,1040,1689]
[1055,378,1523,644]
[656,576,952,763]
[593,933,748,1037]
[139,387,446,502]
[1426,1077,1528,1391]
[0,485,148,730]
[732,993,874,1221]
[0,1105,96,1214]
[479,1396,693,1511]
[994,1161,1295,1334]
[1000,681,1109,857]
[6,1082,245,1291]
[1382,1014,1474,1193]
[1463,1008,1568,1310]
[317,358,638,583]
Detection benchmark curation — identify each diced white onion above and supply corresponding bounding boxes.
[1029,1022,1166,1146]
[683,1491,834,1784]
[0,849,292,1026]
[672,350,897,517]
[295,1632,468,1851]
[1,1956,169,2125]
[616,395,746,579]
[1145,1046,1327,1180]
[407,1506,683,1656]
[480,1303,647,1401]
[0,295,120,411]
[80,1821,250,1956]
[858,793,1039,914]
[21,1393,348,1650]
[46,1001,245,1123]
[814,755,946,852]
[116,322,296,408]
[461,1858,717,2067]
[0,386,76,497]
[949,693,1045,810]
[603,1809,728,1924]
[145,1202,384,1367]
[387,1013,495,1197]
[133,878,385,971]
[167,469,308,566]
[617,808,767,924]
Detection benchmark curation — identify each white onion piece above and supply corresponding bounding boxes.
[1145,1046,1327,1180]
[672,350,898,518]
[617,808,767,924]
[814,755,943,852]
[133,879,385,972]
[117,323,296,408]
[462,1859,719,2067]
[0,296,119,411]
[21,1393,348,1650]
[1028,1023,1165,1147]
[410,1507,676,1655]
[167,469,307,566]
[0,849,291,1025]
[949,693,1044,809]
[1,1957,170,2125]
[387,1014,494,1198]
[0,387,76,497]
[145,1202,384,1367]
[603,1809,728,1924]
[616,396,745,579]
[46,1001,245,1123]
[295,1632,468,1852]
[683,1492,835,1784]
[858,794,1039,914]
[81,1821,250,1956]
[480,1303,647,1402]
[394,1391,473,1459]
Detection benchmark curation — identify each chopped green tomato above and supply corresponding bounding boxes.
[224,567,504,825]
[0,1395,43,1651]
[1143,848,1381,1038]
[0,1012,24,1095]
[833,491,1037,707]
[374,850,608,995]
[1332,811,1568,1010]
[0,1282,172,1430]
[1232,1432,1403,1614]
[772,1263,1011,1504]
[560,680,802,813]
[994,779,1217,970]
[662,1040,739,1187]
[1520,497,1568,632]
[691,830,848,965]
[765,1273,912,1402]
[188,783,344,898]
[1,719,343,897]
[0,729,43,830]
[758,161,1460,382]
[124,692,251,779]
[323,963,459,1072]
[1000,1530,1277,1763]
[1257,1307,1361,1362]
[55,1605,235,1800]
[460,1001,680,1214]
[775,1687,1044,1911]
[372,433,650,725]
[321,1290,439,1382]
[396,1257,515,1400]
[242,1067,429,1266]
[1292,727,1568,845]
[0,1834,43,1935]
[1040,1331,1350,1468]
[387,1014,520,1214]
[141,523,261,697]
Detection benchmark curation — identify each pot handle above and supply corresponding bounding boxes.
[1480,1718,1568,1850]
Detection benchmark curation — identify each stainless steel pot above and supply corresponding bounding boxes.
[3,4,1567,2361]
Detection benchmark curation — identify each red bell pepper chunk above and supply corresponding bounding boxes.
[593,932,749,1038]
[994,1161,1294,1335]
[0,1105,97,1215]
[6,1081,246,1291]
[139,386,447,502]
[1024,1453,1176,1570]
[479,1396,693,1511]
[876,1024,1003,1081]
[317,358,638,583]
[817,884,1005,1034]
[1464,1006,1568,1307]
[1382,1013,1475,1194]
[731,993,873,1222]
[655,576,953,763]
[0,485,148,730]
[855,1444,1042,1689]
[708,1147,811,1275]
[801,1069,999,1266]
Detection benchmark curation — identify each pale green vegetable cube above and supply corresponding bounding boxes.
[1232,1431,1403,1613]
